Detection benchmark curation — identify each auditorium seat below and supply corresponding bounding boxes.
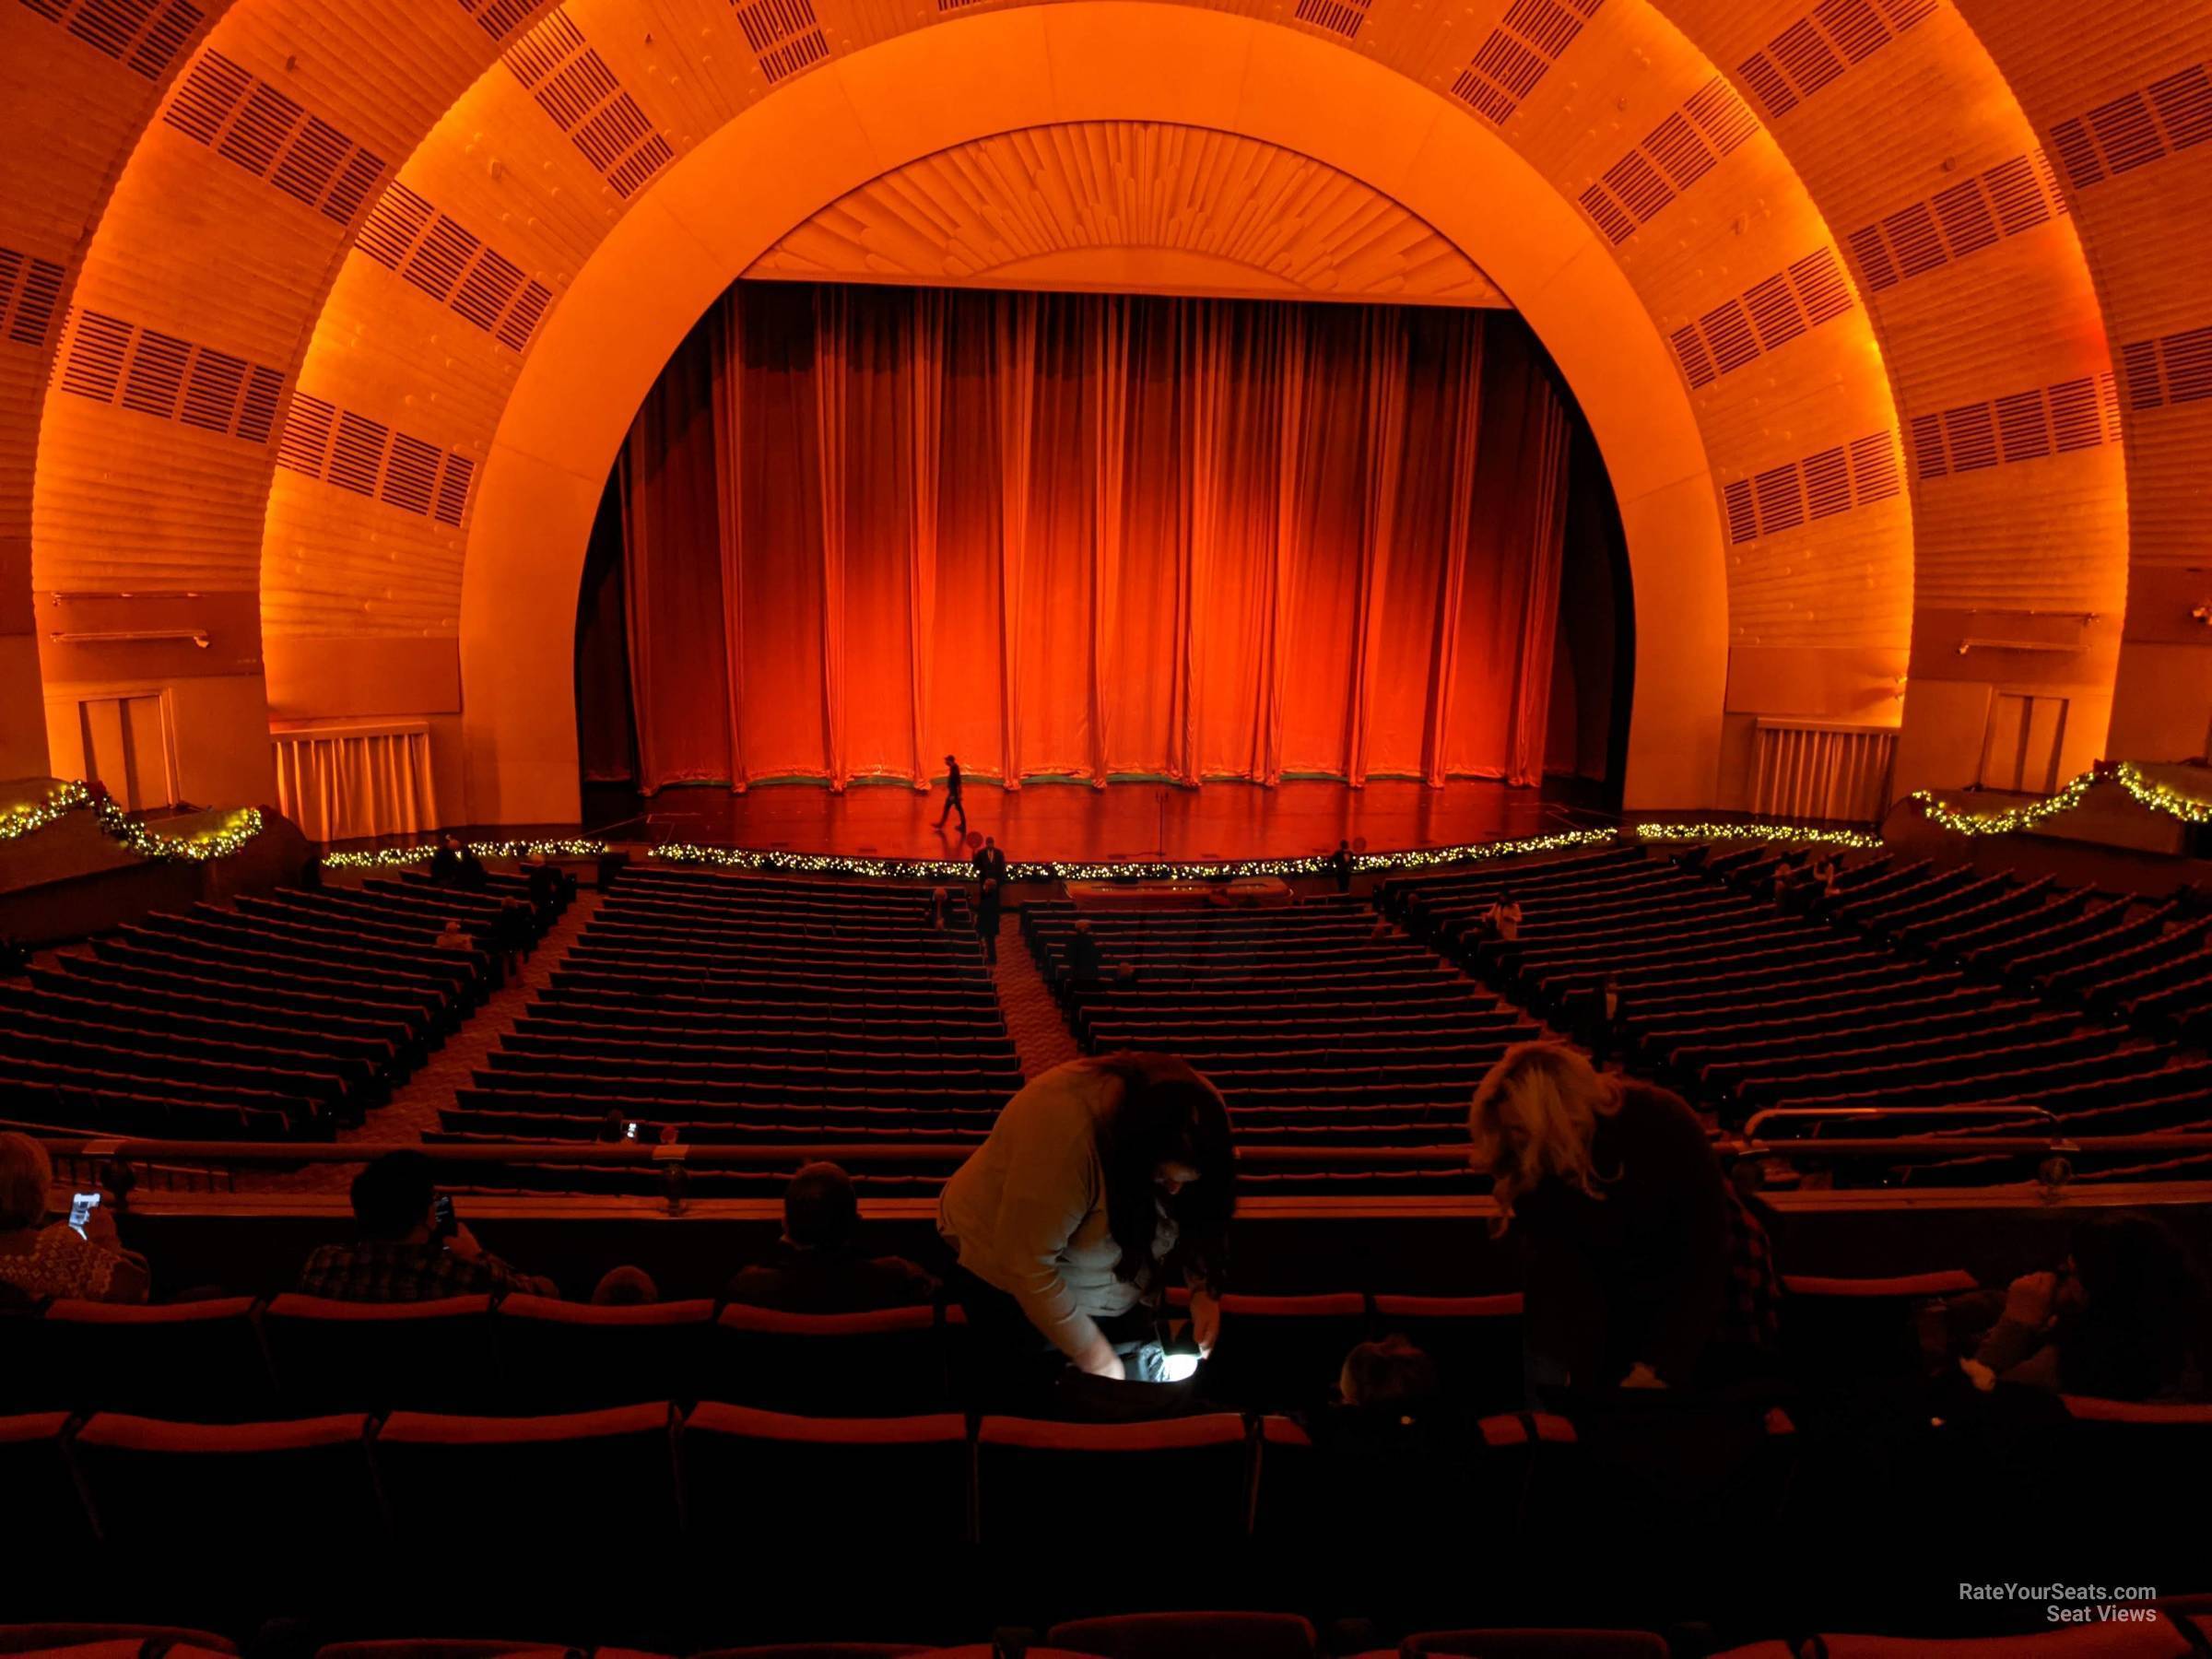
[1540,1398,1799,1535]
[3,1297,272,1421]
[1188,1293,1369,1411]
[312,1644,586,1659]
[1779,1272,1977,1387]
[707,1304,956,1416]
[374,1404,681,1547]
[1367,1293,1524,1411]
[70,1413,380,1549]
[0,1413,94,1549]
[1044,1611,1320,1659]
[1252,1411,1563,1562]
[490,1295,714,1413]
[0,1631,239,1659]
[679,1404,971,1549]
[1806,1627,2194,1657]
[686,1647,931,1659]
[974,1415,1253,1549]
[261,1294,494,1416]
[1397,1632,1670,1657]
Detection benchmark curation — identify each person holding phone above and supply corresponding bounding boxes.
[297,1150,555,1302]
[0,1133,148,1305]
[937,1053,1236,1405]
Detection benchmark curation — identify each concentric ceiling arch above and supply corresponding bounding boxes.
[4,0,2200,822]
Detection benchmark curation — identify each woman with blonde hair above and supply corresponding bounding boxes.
[1469,1041,1778,1396]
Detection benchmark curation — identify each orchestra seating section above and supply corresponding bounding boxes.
[427,867,1017,1194]
[6,837,2209,1193]
[1378,842,2212,1184]
[0,870,564,1142]
[1021,898,1537,1175]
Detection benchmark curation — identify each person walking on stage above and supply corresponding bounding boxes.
[936,753,967,834]
[976,875,1002,965]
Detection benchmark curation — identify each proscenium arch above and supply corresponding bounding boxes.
[456,2,1734,827]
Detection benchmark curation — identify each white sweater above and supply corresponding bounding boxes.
[936,1061,1174,1359]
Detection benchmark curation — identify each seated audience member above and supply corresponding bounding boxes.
[722,1162,936,1313]
[0,1134,149,1304]
[1468,1042,1780,1398]
[925,885,951,931]
[1770,855,1797,907]
[1962,1215,2209,1402]
[1340,1334,1441,1414]
[592,1265,660,1307]
[298,1150,553,1301]
[939,1055,1234,1401]
[433,919,474,954]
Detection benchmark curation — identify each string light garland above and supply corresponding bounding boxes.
[1908,770,2097,837]
[1634,821,1881,850]
[2113,761,2212,826]
[0,779,92,843]
[653,827,1629,883]
[321,820,1881,883]
[94,796,264,861]
[320,837,611,870]
[0,779,261,861]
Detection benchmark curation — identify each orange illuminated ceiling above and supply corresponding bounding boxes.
[3,0,2206,821]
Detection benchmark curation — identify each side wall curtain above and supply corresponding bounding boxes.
[614,283,1577,792]
[1752,724,1898,822]
[274,725,439,842]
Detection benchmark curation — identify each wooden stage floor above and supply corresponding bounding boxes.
[577,777,1610,865]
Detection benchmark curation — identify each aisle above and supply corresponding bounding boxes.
[344,887,603,1146]
[992,906,1080,1079]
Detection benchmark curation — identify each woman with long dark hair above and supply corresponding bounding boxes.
[938,1053,1236,1393]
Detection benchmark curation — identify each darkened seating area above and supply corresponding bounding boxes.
[7,1385,2207,1634]
[0,1269,2013,1423]
[0,874,563,1140]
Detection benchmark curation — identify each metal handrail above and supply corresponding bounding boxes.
[1742,1104,2058,1138]
[25,1132,2212,1169]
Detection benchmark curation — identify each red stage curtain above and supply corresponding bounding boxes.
[614,283,1572,793]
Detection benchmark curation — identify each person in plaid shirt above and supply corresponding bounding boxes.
[1469,1041,1782,1394]
[297,1151,553,1302]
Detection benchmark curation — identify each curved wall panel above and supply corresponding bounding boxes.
[0,0,2200,828]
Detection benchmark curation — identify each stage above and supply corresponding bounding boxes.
[573,777,1609,866]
